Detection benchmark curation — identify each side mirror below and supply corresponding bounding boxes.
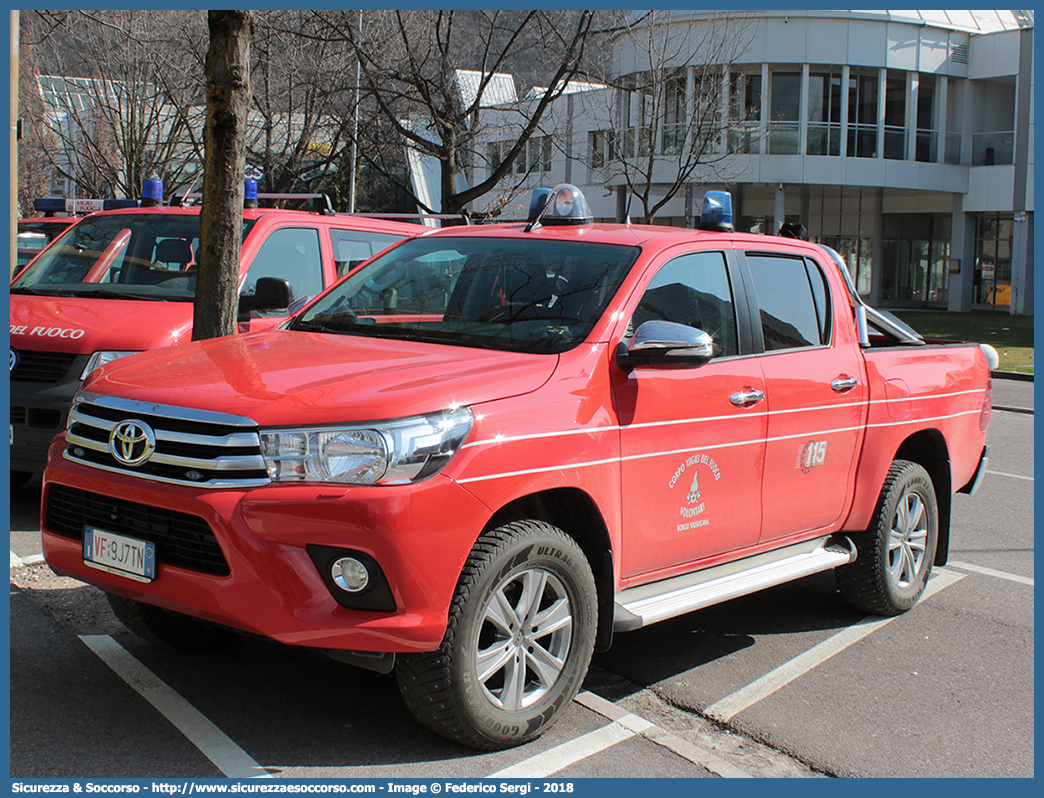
[239,276,293,313]
[617,320,717,370]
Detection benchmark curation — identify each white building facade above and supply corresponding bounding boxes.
[471,10,1034,315]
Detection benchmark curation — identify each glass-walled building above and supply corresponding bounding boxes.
[471,10,1034,315]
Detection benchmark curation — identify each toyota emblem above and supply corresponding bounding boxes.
[108,420,157,467]
[10,349,17,372]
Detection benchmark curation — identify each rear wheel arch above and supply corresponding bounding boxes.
[894,429,952,566]
[485,489,616,651]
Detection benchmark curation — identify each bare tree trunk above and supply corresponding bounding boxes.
[194,10,252,341]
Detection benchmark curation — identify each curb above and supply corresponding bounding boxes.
[992,371,1033,382]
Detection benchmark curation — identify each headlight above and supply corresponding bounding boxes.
[260,407,474,485]
[81,351,141,380]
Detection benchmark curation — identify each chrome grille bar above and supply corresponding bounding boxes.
[64,392,270,489]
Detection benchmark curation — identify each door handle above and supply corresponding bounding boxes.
[730,388,765,408]
[831,376,859,393]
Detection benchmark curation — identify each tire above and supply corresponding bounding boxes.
[395,520,598,750]
[836,460,938,616]
[106,593,238,652]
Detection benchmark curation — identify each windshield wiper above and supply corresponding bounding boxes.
[66,288,170,301]
[291,309,364,333]
[290,318,342,335]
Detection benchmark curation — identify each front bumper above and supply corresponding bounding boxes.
[42,436,493,653]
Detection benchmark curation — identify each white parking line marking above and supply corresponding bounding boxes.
[488,691,755,779]
[575,691,752,778]
[79,635,272,779]
[487,722,634,777]
[10,550,20,569]
[704,569,965,723]
[986,469,1033,482]
[944,561,1034,586]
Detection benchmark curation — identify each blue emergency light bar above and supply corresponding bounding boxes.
[698,191,733,232]
[33,197,140,215]
[142,177,164,207]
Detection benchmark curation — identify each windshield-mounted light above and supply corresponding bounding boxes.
[260,407,474,485]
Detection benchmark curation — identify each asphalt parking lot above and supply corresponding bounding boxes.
[9,378,1033,779]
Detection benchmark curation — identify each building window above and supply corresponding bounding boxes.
[728,72,761,154]
[589,131,609,169]
[972,77,1017,165]
[883,76,907,159]
[974,213,1014,307]
[514,140,527,174]
[848,71,879,158]
[486,141,500,177]
[661,71,686,155]
[502,135,553,176]
[618,77,653,159]
[808,69,842,156]
[819,237,872,299]
[882,240,951,305]
[915,75,937,163]
[527,136,552,173]
[767,70,801,154]
[880,214,952,306]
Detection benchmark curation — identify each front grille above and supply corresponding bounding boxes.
[47,484,230,576]
[64,392,270,489]
[11,350,79,383]
[11,407,63,430]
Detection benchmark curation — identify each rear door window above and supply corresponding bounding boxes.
[745,253,831,351]
[329,229,408,277]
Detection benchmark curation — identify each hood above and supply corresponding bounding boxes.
[10,295,193,353]
[85,329,558,426]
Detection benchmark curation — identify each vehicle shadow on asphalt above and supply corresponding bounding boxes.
[590,571,865,695]
[13,572,604,774]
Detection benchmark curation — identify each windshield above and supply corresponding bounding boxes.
[11,214,255,301]
[291,236,640,354]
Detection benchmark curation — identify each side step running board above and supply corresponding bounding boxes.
[614,535,856,631]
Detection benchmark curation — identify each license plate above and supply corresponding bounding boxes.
[83,527,156,583]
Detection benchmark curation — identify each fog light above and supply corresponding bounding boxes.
[331,557,369,592]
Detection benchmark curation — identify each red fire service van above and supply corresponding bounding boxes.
[11,182,421,487]
[41,184,994,749]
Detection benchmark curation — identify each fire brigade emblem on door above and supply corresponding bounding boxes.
[670,453,721,532]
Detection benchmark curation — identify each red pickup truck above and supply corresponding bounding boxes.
[10,189,421,486]
[40,185,992,750]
